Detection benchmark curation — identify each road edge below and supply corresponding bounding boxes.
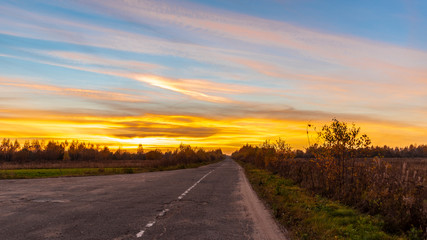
[235,160,289,240]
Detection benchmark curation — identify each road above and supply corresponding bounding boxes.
[0,158,286,240]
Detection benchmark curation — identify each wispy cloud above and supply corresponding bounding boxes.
[4,0,425,108]
[132,74,251,103]
[0,78,147,103]
[40,50,163,73]
[2,1,426,93]
[82,0,427,79]
[1,51,250,103]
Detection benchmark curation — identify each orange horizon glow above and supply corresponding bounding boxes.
[1,112,426,154]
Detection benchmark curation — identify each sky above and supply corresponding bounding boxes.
[0,0,426,153]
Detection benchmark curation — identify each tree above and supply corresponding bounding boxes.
[145,149,163,160]
[316,118,371,198]
[0,138,11,161]
[136,144,145,160]
[44,141,64,161]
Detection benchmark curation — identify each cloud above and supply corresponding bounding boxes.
[2,1,426,94]
[82,0,427,74]
[3,0,422,110]
[132,74,239,103]
[39,50,163,73]
[111,123,218,138]
[1,51,256,104]
[0,78,147,103]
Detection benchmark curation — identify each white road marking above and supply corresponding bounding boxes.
[136,169,215,238]
[145,221,155,228]
[158,209,169,217]
[136,230,145,238]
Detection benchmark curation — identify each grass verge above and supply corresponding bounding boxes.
[0,162,215,179]
[238,161,406,240]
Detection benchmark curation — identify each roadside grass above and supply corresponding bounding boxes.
[0,162,216,179]
[239,161,406,240]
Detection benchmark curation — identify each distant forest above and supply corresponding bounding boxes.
[0,139,224,163]
[0,138,426,163]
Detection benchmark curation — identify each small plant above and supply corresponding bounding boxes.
[123,168,134,174]
[407,226,423,240]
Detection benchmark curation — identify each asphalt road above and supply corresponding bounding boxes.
[0,158,286,240]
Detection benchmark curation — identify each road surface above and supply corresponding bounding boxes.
[0,158,286,239]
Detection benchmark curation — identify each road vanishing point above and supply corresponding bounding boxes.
[0,157,286,240]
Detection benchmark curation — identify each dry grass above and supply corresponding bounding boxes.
[239,161,404,240]
[384,158,427,175]
[233,146,426,238]
[0,159,165,170]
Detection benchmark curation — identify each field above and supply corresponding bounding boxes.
[0,144,225,179]
[0,159,219,179]
[382,158,427,176]
[233,142,426,239]
[0,159,166,170]
[287,157,427,202]
[384,158,427,200]
[239,161,404,240]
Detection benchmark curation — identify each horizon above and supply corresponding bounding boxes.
[3,135,427,155]
[1,0,427,153]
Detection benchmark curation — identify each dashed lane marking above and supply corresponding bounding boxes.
[136,169,215,238]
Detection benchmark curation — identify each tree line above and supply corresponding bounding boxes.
[0,139,224,164]
[299,144,427,158]
[2,137,426,164]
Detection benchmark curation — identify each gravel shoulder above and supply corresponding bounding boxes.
[237,163,288,240]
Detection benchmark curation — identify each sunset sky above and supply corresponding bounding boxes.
[1,0,426,153]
